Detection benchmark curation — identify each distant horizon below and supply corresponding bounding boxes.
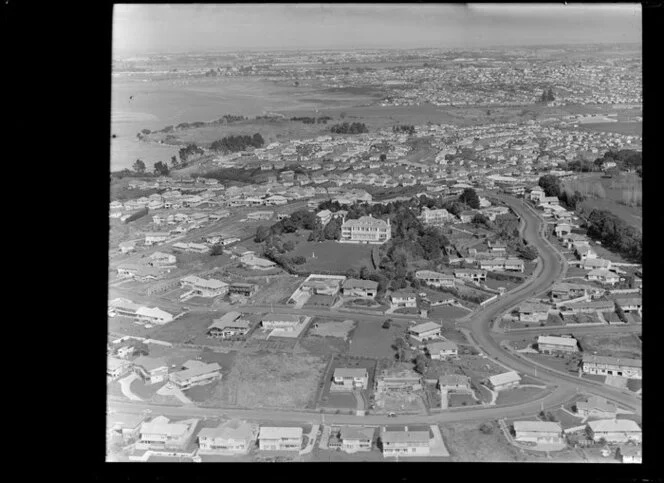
[113,4,641,56]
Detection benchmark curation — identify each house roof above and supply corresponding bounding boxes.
[108,412,145,429]
[513,421,562,433]
[262,314,300,323]
[427,340,458,352]
[108,298,142,312]
[108,357,130,371]
[381,429,430,444]
[576,396,617,413]
[488,371,521,386]
[564,300,615,310]
[258,426,303,440]
[409,322,441,334]
[170,362,221,382]
[342,215,389,229]
[334,368,368,378]
[587,419,641,433]
[415,270,454,280]
[342,278,378,290]
[136,306,173,319]
[391,291,416,299]
[614,297,641,306]
[208,312,242,330]
[340,426,375,441]
[133,356,168,372]
[520,303,550,313]
[141,416,192,437]
[582,355,641,368]
[438,374,470,386]
[198,420,256,442]
[537,335,578,347]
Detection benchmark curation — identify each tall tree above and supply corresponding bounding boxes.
[132,159,146,174]
[459,188,480,209]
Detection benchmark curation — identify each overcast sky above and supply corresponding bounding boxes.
[113,4,641,55]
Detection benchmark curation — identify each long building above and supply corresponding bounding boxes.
[581,354,641,379]
[340,215,392,244]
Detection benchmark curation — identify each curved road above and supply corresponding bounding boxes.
[108,194,640,424]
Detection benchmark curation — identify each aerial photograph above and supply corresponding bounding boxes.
[107,4,643,463]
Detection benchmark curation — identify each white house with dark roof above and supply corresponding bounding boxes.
[438,374,471,392]
[390,291,417,308]
[513,421,563,444]
[582,355,641,379]
[207,312,251,339]
[537,335,578,354]
[342,278,378,298]
[613,296,642,315]
[518,303,550,322]
[198,420,258,454]
[339,426,375,453]
[169,361,222,390]
[415,270,456,288]
[408,322,442,342]
[587,419,642,443]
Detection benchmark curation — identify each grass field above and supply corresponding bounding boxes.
[322,392,357,410]
[349,319,409,359]
[148,312,216,344]
[308,319,356,339]
[298,336,349,357]
[579,333,641,359]
[428,305,470,320]
[289,240,374,273]
[220,352,327,409]
[448,393,478,408]
[495,386,547,406]
[440,421,526,462]
[523,353,580,375]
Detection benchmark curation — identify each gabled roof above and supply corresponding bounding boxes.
[342,215,389,228]
[381,429,429,444]
[198,420,256,442]
[340,426,375,441]
[133,356,168,372]
[587,419,641,433]
[513,421,562,433]
[438,374,470,386]
[488,371,521,386]
[537,335,578,347]
[170,362,221,382]
[582,355,641,368]
[409,322,441,334]
[334,368,368,378]
[258,426,303,440]
[342,278,378,290]
[141,416,193,437]
[427,340,458,352]
[136,306,173,319]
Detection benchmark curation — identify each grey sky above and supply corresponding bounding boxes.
[113,4,641,55]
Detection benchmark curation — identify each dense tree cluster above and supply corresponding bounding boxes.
[540,88,555,102]
[192,167,260,184]
[392,125,416,135]
[538,175,562,198]
[179,143,205,164]
[290,116,333,124]
[210,133,264,153]
[459,188,481,209]
[132,159,146,174]
[330,122,368,134]
[153,161,170,176]
[585,209,642,262]
[123,207,149,224]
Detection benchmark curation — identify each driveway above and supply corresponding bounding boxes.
[118,373,143,401]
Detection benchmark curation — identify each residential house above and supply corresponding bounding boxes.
[537,335,579,354]
[148,252,177,267]
[613,296,642,315]
[207,312,252,339]
[582,258,613,271]
[575,396,618,419]
[331,368,369,391]
[107,298,142,318]
[133,356,169,384]
[390,291,417,309]
[316,209,333,226]
[375,368,422,393]
[513,421,563,444]
[408,322,442,342]
[198,420,258,454]
[228,282,257,297]
[240,254,277,270]
[136,416,199,451]
[618,445,642,463]
[380,426,430,457]
[529,186,545,202]
[180,276,229,297]
[454,269,487,283]
[261,314,301,331]
[108,412,146,443]
[575,245,598,261]
[247,211,274,221]
[144,232,170,246]
[582,355,642,379]
[426,340,458,360]
[550,282,592,301]
[169,360,222,390]
[258,426,303,452]
[342,279,378,299]
[301,277,343,296]
[587,419,642,444]
[438,375,471,392]
[518,303,550,322]
[108,357,132,379]
[560,300,615,314]
[117,263,163,281]
[458,210,477,223]
[487,371,521,391]
[504,258,525,272]
[415,270,456,288]
[487,241,507,254]
[118,241,136,254]
[135,306,175,325]
[554,223,572,238]
[340,427,375,453]
[340,215,391,244]
[419,207,453,225]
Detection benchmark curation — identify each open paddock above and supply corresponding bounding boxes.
[289,240,374,273]
[349,319,410,359]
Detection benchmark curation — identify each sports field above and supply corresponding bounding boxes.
[289,240,375,273]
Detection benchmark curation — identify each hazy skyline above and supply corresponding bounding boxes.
[113,4,641,55]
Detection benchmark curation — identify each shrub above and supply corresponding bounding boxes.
[479,422,494,434]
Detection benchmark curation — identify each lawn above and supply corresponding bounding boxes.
[581,373,606,383]
[185,379,221,403]
[447,393,478,408]
[626,379,642,392]
[108,317,154,338]
[349,319,409,359]
[523,353,581,375]
[289,240,374,273]
[495,386,547,406]
[579,333,641,359]
[212,352,327,409]
[298,336,349,357]
[439,422,527,462]
[320,391,357,410]
[428,305,470,320]
[308,319,356,340]
[148,312,215,344]
[129,379,166,399]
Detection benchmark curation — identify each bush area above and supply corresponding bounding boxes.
[585,208,642,262]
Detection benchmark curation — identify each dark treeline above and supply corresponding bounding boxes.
[392,125,416,135]
[330,122,369,134]
[290,116,333,124]
[585,209,642,262]
[538,175,586,211]
[210,133,265,153]
[178,144,205,165]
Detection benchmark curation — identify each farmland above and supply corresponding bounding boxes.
[288,240,375,273]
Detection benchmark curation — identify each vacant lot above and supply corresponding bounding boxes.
[249,275,304,305]
[448,392,478,408]
[428,305,470,320]
[108,317,154,339]
[148,312,215,344]
[308,319,356,340]
[349,319,409,359]
[298,336,349,357]
[440,421,526,462]
[289,240,374,273]
[218,352,326,409]
[523,353,581,375]
[495,386,547,406]
[322,392,358,410]
[579,333,641,359]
